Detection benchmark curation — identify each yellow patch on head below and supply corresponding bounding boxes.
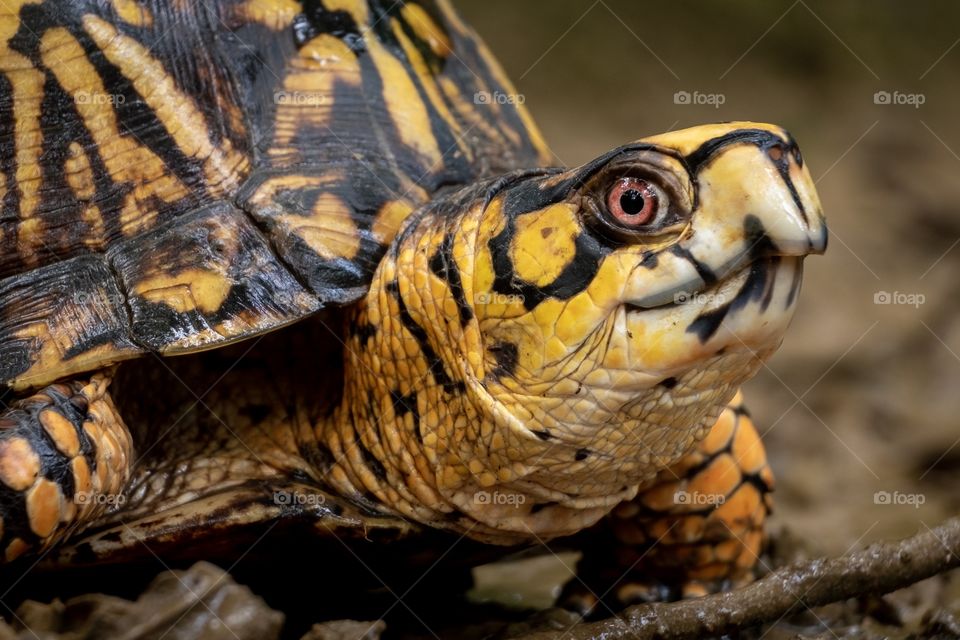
[552,291,605,349]
[644,122,785,156]
[110,0,153,27]
[510,203,580,287]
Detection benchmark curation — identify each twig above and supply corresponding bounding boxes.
[517,516,960,640]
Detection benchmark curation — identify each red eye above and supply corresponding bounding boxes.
[606,178,659,227]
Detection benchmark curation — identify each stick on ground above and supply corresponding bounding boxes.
[518,516,960,640]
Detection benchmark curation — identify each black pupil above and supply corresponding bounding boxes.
[619,189,646,216]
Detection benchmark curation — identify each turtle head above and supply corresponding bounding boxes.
[331,122,826,543]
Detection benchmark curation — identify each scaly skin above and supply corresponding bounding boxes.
[322,122,825,544]
[0,373,131,560]
[561,391,775,612]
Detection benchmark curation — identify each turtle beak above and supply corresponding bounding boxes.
[625,122,826,309]
[689,125,827,264]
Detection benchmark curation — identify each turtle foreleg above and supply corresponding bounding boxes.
[0,372,132,561]
[561,392,774,616]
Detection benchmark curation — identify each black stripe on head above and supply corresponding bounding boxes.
[487,341,518,379]
[489,223,609,311]
[685,128,808,223]
[786,262,803,308]
[385,281,465,394]
[686,249,777,343]
[429,233,473,327]
[355,432,388,481]
[389,389,421,444]
[488,172,614,311]
[669,244,717,286]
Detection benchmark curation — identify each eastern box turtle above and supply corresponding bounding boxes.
[0,0,826,611]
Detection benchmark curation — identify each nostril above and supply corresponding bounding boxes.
[791,144,803,167]
[765,140,803,168]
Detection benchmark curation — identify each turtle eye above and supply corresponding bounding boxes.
[605,178,660,228]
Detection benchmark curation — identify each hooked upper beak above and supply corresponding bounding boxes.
[625,122,826,309]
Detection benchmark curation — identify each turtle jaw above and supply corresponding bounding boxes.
[619,256,805,383]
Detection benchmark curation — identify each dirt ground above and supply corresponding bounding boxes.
[2,1,959,638]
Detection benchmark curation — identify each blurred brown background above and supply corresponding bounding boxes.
[456,0,960,556]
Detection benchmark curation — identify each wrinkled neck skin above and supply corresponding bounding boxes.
[318,201,778,545]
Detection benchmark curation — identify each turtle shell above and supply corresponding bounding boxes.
[0,0,551,390]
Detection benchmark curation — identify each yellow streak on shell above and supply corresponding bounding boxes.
[39,27,189,236]
[82,15,248,196]
[366,34,442,164]
[135,268,232,315]
[110,0,154,27]
[276,192,361,261]
[271,35,360,160]
[401,4,453,59]
[0,1,45,260]
[236,0,301,30]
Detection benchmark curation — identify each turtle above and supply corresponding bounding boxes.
[0,0,826,614]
